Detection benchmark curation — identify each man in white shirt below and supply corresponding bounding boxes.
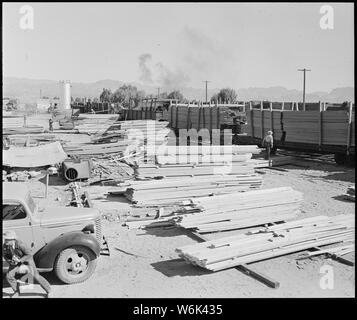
[262,130,273,161]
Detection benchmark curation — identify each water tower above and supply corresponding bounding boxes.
[59,80,71,109]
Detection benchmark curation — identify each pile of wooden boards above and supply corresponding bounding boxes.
[176,187,302,233]
[135,145,262,178]
[7,134,59,147]
[90,155,135,182]
[90,120,170,146]
[3,116,25,128]
[168,104,237,131]
[176,214,354,271]
[344,185,355,202]
[63,120,170,158]
[245,109,355,147]
[135,162,255,178]
[63,139,139,158]
[73,114,119,134]
[3,125,45,135]
[59,114,119,134]
[116,174,263,206]
[3,141,68,168]
[154,145,261,165]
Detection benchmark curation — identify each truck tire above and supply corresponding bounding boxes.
[54,246,97,284]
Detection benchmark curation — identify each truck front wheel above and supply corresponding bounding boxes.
[54,246,97,284]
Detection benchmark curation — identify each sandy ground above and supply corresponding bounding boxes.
[2,158,355,298]
[2,113,355,298]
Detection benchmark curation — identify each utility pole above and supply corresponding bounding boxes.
[203,81,210,104]
[298,68,311,111]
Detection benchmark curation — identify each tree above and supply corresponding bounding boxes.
[111,84,145,108]
[99,88,113,102]
[167,90,185,102]
[210,93,219,103]
[211,88,238,103]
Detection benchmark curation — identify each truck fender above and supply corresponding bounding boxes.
[34,231,100,270]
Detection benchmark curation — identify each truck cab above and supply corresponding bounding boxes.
[3,182,102,284]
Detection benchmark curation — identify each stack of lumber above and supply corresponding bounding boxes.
[247,155,297,168]
[3,141,68,168]
[135,162,255,178]
[7,134,59,146]
[154,145,261,165]
[344,185,355,202]
[117,174,263,206]
[135,145,263,177]
[176,214,354,271]
[168,104,247,130]
[245,109,283,139]
[117,120,170,145]
[64,120,170,159]
[63,140,139,157]
[90,155,135,181]
[245,109,355,147]
[3,116,25,128]
[3,125,45,135]
[176,187,302,233]
[90,120,170,146]
[60,114,119,134]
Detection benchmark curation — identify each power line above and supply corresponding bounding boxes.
[298,68,311,111]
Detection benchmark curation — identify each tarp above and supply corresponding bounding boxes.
[3,141,68,167]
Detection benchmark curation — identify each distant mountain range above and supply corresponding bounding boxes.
[3,77,354,104]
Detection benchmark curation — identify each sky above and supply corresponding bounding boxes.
[2,2,354,92]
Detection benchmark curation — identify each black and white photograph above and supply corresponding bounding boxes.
[2,2,355,302]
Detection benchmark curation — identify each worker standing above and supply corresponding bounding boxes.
[49,118,54,131]
[3,230,52,298]
[262,130,274,163]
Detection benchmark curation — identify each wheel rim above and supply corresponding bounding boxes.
[65,250,89,276]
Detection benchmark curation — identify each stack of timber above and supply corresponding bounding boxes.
[118,174,263,206]
[63,140,139,158]
[3,125,45,135]
[62,120,170,159]
[74,114,119,134]
[176,214,354,271]
[344,185,355,202]
[168,104,238,131]
[176,187,302,233]
[135,145,263,178]
[59,114,119,134]
[154,145,261,165]
[90,155,135,182]
[7,134,59,147]
[3,116,25,128]
[135,162,255,178]
[245,109,355,148]
[90,120,170,146]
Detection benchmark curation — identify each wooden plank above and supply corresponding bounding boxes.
[189,231,280,289]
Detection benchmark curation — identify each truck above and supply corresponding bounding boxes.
[2,182,103,284]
